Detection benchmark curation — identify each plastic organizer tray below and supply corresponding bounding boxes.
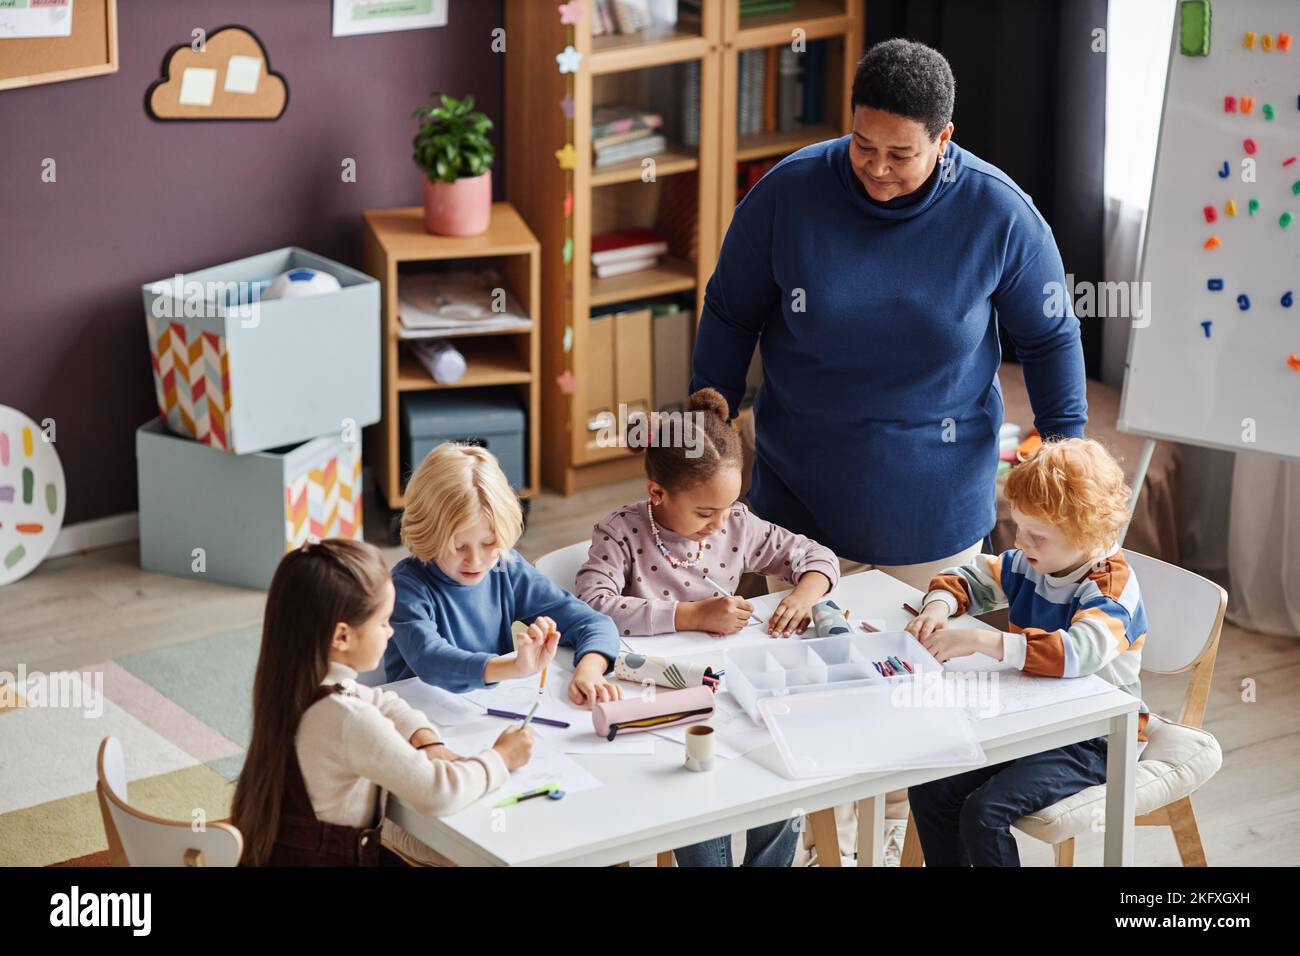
[724,630,943,723]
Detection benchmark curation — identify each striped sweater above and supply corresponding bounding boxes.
[924,548,1149,742]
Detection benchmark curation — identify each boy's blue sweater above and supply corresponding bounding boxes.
[691,137,1087,565]
[385,551,619,693]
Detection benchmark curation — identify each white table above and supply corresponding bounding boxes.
[385,570,1139,867]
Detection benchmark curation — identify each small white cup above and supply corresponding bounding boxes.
[684,724,716,772]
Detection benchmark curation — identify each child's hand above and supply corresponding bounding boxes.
[768,592,815,637]
[492,724,535,770]
[905,601,950,641]
[917,627,1002,664]
[514,616,560,677]
[567,653,623,708]
[690,596,753,635]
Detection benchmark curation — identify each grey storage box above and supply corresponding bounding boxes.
[401,388,527,492]
[142,246,380,455]
[137,419,364,590]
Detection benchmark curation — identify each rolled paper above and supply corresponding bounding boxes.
[614,650,711,689]
[811,599,853,637]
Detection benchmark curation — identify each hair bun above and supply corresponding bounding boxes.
[688,387,729,421]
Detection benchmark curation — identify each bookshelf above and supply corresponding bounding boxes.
[361,204,541,509]
[504,0,863,495]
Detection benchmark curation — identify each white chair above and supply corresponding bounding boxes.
[96,737,243,866]
[902,549,1227,867]
[534,539,592,594]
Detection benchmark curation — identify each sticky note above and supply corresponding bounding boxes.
[224,55,262,94]
[1178,0,1211,56]
[178,67,218,106]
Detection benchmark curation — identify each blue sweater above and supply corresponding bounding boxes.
[385,551,620,693]
[691,137,1087,565]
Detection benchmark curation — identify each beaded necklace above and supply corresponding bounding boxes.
[646,500,704,569]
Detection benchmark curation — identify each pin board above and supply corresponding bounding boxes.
[1118,0,1300,461]
[145,24,287,121]
[0,0,118,92]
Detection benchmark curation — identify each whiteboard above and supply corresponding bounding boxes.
[1118,0,1300,462]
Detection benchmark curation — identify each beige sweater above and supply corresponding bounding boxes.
[296,661,508,855]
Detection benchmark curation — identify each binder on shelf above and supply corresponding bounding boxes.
[586,314,616,433]
[614,307,653,416]
[652,304,690,414]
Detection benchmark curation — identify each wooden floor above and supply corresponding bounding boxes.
[1,476,1296,866]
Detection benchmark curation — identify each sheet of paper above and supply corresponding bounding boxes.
[462,667,656,755]
[649,690,771,760]
[620,590,792,657]
[0,0,73,39]
[178,67,218,106]
[224,54,262,94]
[385,676,487,728]
[958,671,1117,720]
[440,727,604,806]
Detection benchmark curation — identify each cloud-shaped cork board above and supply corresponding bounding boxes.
[146,25,287,121]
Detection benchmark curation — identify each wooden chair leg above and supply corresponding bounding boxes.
[657,851,674,867]
[808,808,841,867]
[1053,837,1076,867]
[1166,797,1208,867]
[900,810,924,867]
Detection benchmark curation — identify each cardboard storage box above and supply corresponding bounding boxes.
[142,247,380,454]
[137,419,363,590]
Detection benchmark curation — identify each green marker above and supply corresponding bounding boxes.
[495,783,563,808]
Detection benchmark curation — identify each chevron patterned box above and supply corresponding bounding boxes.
[142,247,380,455]
[136,419,363,590]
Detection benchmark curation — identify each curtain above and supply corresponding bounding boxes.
[865,0,1108,378]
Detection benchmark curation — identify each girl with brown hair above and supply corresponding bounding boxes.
[232,538,532,866]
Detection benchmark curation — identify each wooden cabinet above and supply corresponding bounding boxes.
[504,0,862,494]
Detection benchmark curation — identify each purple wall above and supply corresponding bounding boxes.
[0,0,504,524]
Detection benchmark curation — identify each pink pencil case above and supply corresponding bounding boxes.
[592,685,715,741]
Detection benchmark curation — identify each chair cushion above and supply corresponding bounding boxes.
[1012,714,1222,844]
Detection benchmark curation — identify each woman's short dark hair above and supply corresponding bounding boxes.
[851,38,955,140]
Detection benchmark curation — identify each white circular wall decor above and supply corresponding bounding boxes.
[0,406,66,585]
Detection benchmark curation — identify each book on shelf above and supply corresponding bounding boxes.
[735,39,828,140]
[592,105,663,140]
[591,228,670,265]
[593,0,653,36]
[396,269,531,337]
[740,0,795,15]
[593,256,660,279]
[595,132,667,166]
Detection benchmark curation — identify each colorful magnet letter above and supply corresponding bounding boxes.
[1178,0,1211,56]
[1224,95,1236,112]
[1203,205,1218,223]
[1225,198,1237,216]
[1282,212,1294,229]
[1218,161,1230,178]
[1282,291,1294,308]
[1248,198,1260,215]
[1204,235,1222,249]
[1244,31,1256,50]
[1288,354,1300,372]
[1279,33,1293,52]
[1261,34,1274,52]
[1201,320,1213,338]
[1263,103,1276,120]
[1241,96,1255,114]
[1244,138,1258,155]
[1208,278,1224,290]
[1293,180,1300,195]
[1237,294,1251,311]
[1284,156,1298,167]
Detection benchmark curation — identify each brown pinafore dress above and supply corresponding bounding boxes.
[265,683,407,867]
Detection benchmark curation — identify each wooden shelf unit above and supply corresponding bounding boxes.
[504,0,862,495]
[361,203,541,508]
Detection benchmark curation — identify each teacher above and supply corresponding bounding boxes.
[691,38,1088,591]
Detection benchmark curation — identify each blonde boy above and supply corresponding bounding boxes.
[386,443,621,707]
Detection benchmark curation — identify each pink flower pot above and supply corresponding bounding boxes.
[422,170,492,236]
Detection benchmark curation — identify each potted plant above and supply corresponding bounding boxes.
[412,92,495,236]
